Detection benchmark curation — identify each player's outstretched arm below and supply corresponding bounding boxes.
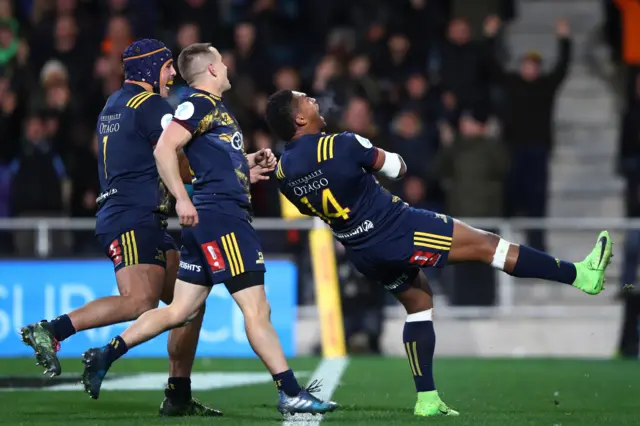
[371,148,407,180]
[155,122,198,226]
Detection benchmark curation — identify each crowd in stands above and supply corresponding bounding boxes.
[0,0,633,259]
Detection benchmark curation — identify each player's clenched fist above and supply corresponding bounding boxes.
[254,148,277,169]
[176,198,199,227]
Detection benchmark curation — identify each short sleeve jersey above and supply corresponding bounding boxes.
[171,88,252,219]
[96,83,174,231]
[277,132,407,246]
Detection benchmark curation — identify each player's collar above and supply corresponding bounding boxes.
[285,133,317,150]
[192,87,221,101]
[123,81,148,94]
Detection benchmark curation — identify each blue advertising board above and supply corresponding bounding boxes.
[0,259,297,357]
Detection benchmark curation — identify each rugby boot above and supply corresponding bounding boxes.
[414,390,459,417]
[277,379,339,415]
[81,347,113,399]
[572,231,613,295]
[20,321,61,377]
[159,392,223,417]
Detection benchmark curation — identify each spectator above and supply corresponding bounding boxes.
[233,22,272,92]
[429,17,488,112]
[389,109,437,181]
[434,112,508,217]
[400,72,442,123]
[484,15,572,251]
[310,54,346,124]
[9,112,70,255]
[101,15,134,60]
[345,53,382,107]
[339,97,386,149]
[0,75,22,161]
[30,14,93,94]
[0,17,18,75]
[402,175,431,210]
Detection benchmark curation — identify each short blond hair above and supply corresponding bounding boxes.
[177,43,215,85]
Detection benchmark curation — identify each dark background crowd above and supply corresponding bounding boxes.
[0,0,639,354]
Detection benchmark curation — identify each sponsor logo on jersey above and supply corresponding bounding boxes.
[160,113,173,129]
[108,240,123,266]
[231,131,243,150]
[355,133,372,148]
[256,251,264,264]
[175,101,195,120]
[202,241,226,273]
[96,188,118,205]
[384,272,409,291]
[293,178,329,196]
[287,170,323,187]
[332,220,374,240]
[179,260,201,272]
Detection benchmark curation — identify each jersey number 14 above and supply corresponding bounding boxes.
[301,188,350,223]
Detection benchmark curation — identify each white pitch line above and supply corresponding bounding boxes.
[282,357,349,426]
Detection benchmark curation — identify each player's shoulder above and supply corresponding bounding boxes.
[318,131,374,160]
[339,131,373,149]
[124,90,162,111]
[173,93,218,121]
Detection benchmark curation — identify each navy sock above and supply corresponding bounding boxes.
[403,312,436,392]
[104,336,128,364]
[49,314,76,341]
[510,245,576,285]
[166,377,192,403]
[272,369,302,397]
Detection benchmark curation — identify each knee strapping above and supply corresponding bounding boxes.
[406,308,433,322]
[491,238,511,270]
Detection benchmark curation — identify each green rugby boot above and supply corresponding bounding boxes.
[572,231,613,295]
[20,321,61,377]
[414,391,459,417]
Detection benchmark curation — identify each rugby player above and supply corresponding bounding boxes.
[79,43,338,416]
[265,89,614,417]
[20,39,225,417]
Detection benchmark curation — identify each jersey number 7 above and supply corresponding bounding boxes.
[300,188,350,223]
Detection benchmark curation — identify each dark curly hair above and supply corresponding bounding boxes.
[265,90,296,142]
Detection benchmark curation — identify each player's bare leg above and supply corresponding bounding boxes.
[231,285,289,373]
[447,219,612,294]
[162,252,202,379]
[20,264,164,377]
[159,250,221,417]
[80,279,209,399]
[394,272,459,417]
[230,283,338,416]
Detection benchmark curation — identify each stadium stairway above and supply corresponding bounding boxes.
[502,0,625,305]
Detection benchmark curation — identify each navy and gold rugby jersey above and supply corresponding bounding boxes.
[171,88,251,219]
[277,132,407,247]
[96,83,174,232]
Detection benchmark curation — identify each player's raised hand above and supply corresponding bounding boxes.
[253,148,276,169]
[250,164,273,183]
[176,198,199,227]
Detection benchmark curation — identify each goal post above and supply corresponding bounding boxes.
[308,217,346,358]
[279,194,346,358]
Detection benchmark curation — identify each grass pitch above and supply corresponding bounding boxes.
[0,357,638,425]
